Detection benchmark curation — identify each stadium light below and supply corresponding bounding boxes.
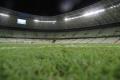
[109,3,120,9]
[81,9,105,17]
[0,13,10,17]
[64,16,82,21]
[64,9,105,22]
[34,19,56,24]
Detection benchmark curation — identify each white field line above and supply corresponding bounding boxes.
[0,45,120,49]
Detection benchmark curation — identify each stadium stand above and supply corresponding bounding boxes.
[0,26,120,43]
[0,0,120,43]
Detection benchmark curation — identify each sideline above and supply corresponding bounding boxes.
[0,45,120,50]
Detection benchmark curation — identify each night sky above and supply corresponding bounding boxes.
[0,0,100,16]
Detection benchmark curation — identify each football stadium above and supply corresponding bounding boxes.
[0,0,120,80]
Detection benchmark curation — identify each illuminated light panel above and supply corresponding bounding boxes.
[34,19,56,24]
[17,19,26,25]
[109,3,120,9]
[0,13,10,17]
[110,6,114,9]
[82,9,105,17]
[64,9,105,21]
[64,16,82,21]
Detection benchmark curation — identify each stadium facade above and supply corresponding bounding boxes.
[0,0,120,43]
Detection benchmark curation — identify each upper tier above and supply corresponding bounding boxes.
[0,0,120,31]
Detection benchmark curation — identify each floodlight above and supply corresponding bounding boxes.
[82,9,105,17]
[64,18,69,21]
[34,19,56,24]
[0,13,10,17]
[64,9,105,22]
[34,19,40,23]
[110,6,114,9]
[17,19,26,25]
[64,16,82,21]
[109,3,120,9]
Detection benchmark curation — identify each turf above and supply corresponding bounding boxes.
[0,43,120,80]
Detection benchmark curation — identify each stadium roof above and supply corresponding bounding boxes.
[0,0,100,16]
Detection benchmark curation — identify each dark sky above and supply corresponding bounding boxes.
[0,0,100,16]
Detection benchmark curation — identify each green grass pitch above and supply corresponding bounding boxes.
[0,43,120,80]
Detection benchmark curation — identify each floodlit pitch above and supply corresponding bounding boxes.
[0,43,120,80]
